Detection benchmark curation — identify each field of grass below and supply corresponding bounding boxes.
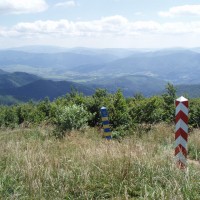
[0,124,200,199]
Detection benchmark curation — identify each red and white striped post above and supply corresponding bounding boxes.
[175,96,189,169]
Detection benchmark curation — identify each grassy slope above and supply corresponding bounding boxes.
[0,124,200,199]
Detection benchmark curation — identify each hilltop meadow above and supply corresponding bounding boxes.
[0,84,200,199]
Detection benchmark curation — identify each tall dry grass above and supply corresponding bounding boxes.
[0,124,200,199]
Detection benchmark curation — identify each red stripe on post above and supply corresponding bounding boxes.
[175,128,188,141]
[175,111,188,124]
[181,101,188,108]
[175,144,187,157]
[175,101,180,107]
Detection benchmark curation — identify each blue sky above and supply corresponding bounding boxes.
[1,0,200,48]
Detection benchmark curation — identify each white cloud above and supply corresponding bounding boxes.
[0,15,200,37]
[1,15,200,40]
[55,1,77,7]
[2,17,200,49]
[0,0,48,14]
[0,26,20,37]
[130,21,160,32]
[11,15,130,37]
[159,4,200,17]
[0,27,6,37]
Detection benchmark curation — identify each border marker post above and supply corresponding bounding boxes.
[175,96,189,169]
[100,107,112,140]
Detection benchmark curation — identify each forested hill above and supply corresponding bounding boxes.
[0,79,95,101]
[1,70,200,103]
[0,70,40,89]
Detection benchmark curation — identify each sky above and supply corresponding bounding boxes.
[1,0,200,48]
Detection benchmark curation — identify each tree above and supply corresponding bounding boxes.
[162,83,177,122]
[86,89,109,126]
[107,89,131,128]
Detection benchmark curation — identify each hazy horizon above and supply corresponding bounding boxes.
[1,44,200,51]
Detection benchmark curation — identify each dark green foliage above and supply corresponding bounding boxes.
[0,106,18,128]
[162,83,177,122]
[87,89,109,126]
[129,96,164,124]
[37,97,51,119]
[189,99,200,128]
[63,88,111,128]
[0,84,200,138]
[106,89,131,129]
[15,102,46,125]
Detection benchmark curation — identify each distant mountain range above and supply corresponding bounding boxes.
[72,49,200,85]
[1,46,200,103]
[1,46,200,84]
[0,49,117,69]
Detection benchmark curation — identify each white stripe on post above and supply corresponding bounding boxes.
[175,96,189,169]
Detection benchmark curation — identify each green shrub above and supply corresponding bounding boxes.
[189,99,200,128]
[0,106,19,128]
[161,83,176,122]
[129,96,164,124]
[16,102,46,125]
[86,89,109,126]
[54,104,92,137]
[106,89,131,129]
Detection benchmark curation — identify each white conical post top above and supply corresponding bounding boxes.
[101,107,106,109]
[176,96,188,102]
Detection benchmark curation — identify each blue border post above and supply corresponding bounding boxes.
[100,107,112,140]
